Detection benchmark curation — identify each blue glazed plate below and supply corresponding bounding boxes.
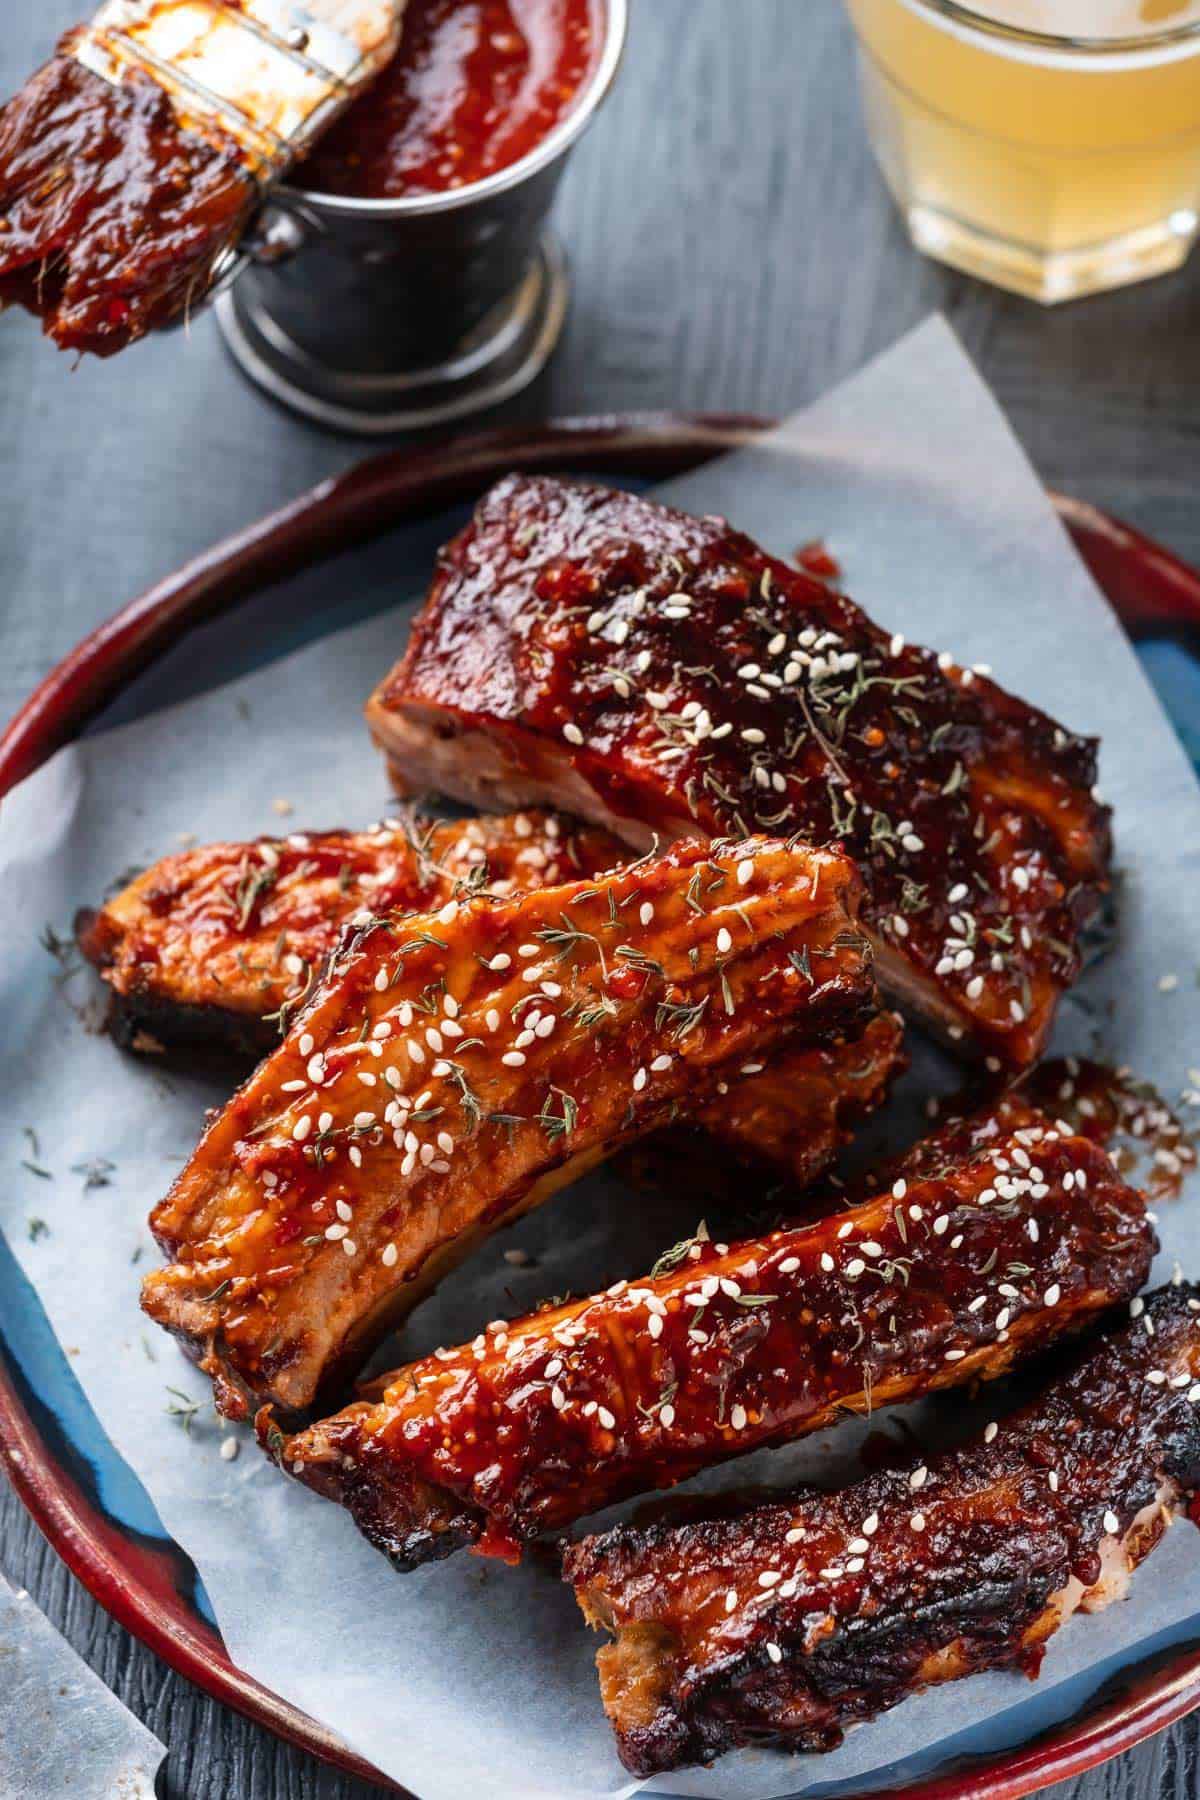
[2,416,1199,1799]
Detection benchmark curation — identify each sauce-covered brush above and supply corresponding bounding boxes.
[0,1,406,356]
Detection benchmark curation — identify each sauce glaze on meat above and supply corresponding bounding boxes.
[266,1116,1153,1568]
[369,476,1112,1068]
[143,835,877,1418]
[566,1283,1200,1777]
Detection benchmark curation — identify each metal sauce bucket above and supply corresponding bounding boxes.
[216,0,627,434]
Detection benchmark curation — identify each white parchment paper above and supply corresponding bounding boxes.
[3,317,1200,1800]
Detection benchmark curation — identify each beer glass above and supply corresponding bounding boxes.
[844,0,1200,302]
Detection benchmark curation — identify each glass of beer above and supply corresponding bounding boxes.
[843,0,1200,302]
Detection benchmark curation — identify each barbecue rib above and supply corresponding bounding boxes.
[367,475,1111,1068]
[143,835,878,1419]
[80,811,903,1184]
[565,1282,1200,1778]
[78,810,623,1056]
[264,1117,1153,1571]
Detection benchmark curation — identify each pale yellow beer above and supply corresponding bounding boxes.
[844,0,1200,300]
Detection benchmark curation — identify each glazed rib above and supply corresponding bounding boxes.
[77,810,624,1056]
[367,475,1111,1068]
[80,809,903,1184]
[264,1117,1153,1571]
[565,1283,1200,1778]
[82,808,905,1186]
[142,835,877,1419]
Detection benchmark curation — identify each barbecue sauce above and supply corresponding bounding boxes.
[300,0,598,199]
[0,39,254,357]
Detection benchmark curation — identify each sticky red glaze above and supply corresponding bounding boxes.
[144,835,877,1417]
[77,810,621,1052]
[301,0,599,199]
[369,476,1113,1069]
[565,1284,1200,1778]
[0,42,253,355]
[275,1122,1154,1568]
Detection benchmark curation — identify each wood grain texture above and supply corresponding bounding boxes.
[3,1,1200,1796]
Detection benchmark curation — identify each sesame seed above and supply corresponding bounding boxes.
[846,1258,866,1277]
[716,926,732,954]
[909,1467,928,1490]
[1048,1471,1059,1492]
[910,1512,926,1532]
[1044,1284,1061,1307]
[725,1589,738,1612]
[1104,1510,1120,1535]
[563,722,584,745]
[647,1313,663,1340]
[820,1252,834,1273]
[502,1051,526,1067]
[292,1115,312,1142]
[639,901,654,926]
[892,1179,907,1200]
[633,1067,648,1092]
[758,1570,781,1587]
[341,1238,356,1257]
[597,1406,616,1430]
[736,859,755,887]
[220,1436,239,1462]
[730,1403,748,1430]
[779,1256,800,1274]
[298,1033,314,1057]
[380,1242,398,1267]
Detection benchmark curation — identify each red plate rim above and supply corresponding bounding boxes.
[3,411,1200,1798]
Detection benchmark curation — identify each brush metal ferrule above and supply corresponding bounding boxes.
[70,1,404,180]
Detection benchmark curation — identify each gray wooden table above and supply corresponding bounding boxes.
[3,2,1200,1796]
